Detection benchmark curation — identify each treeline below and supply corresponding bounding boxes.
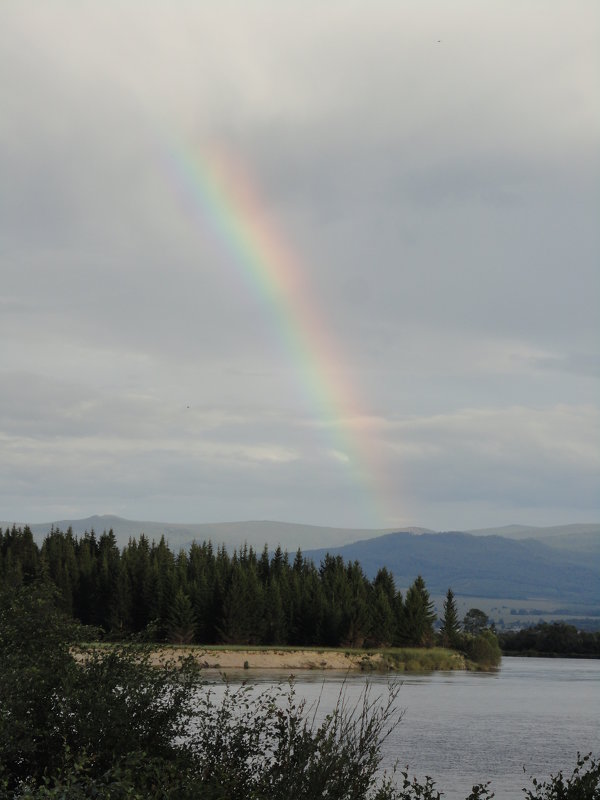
[1,525,442,649]
[500,622,600,657]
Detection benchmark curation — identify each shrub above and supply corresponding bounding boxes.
[523,752,600,800]
[465,630,502,668]
[0,583,198,796]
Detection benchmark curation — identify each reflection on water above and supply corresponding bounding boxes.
[200,657,600,800]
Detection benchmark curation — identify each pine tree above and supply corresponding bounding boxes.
[219,565,246,644]
[96,530,125,633]
[257,544,270,583]
[74,533,99,626]
[439,588,461,648]
[41,529,78,615]
[189,572,211,643]
[244,564,265,644]
[263,576,287,644]
[402,575,436,646]
[151,536,176,627]
[319,554,348,646]
[166,589,197,644]
[292,567,324,645]
[393,590,406,646]
[292,548,304,573]
[368,585,395,647]
[341,561,371,648]
[373,567,396,603]
[122,535,153,632]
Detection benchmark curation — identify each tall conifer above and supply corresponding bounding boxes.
[402,575,436,646]
[439,588,461,647]
[166,589,197,644]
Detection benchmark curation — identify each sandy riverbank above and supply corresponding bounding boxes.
[145,646,467,672]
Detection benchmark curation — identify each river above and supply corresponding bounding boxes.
[204,657,600,800]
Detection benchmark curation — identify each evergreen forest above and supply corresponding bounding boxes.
[1,524,446,649]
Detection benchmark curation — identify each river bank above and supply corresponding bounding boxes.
[143,645,469,672]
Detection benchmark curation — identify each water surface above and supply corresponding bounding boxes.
[205,657,600,800]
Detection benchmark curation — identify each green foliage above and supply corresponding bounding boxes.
[500,622,600,657]
[523,752,600,800]
[465,630,502,668]
[0,583,198,795]
[378,770,494,800]
[3,526,463,653]
[190,680,403,800]
[463,608,489,636]
[369,585,396,648]
[381,647,463,672]
[0,526,42,587]
[0,582,81,784]
[455,608,502,668]
[439,588,461,648]
[401,576,436,647]
[166,588,197,644]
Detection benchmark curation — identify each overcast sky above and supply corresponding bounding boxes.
[1,2,598,531]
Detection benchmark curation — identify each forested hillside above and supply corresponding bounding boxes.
[306,531,600,602]
[1,525,440,649]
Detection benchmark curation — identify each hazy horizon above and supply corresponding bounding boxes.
[3,512,597,535]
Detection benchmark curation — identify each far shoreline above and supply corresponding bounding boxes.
[502,650,600,659]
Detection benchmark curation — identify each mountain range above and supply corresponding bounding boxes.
[3,515,403,552]
[305,530,600,604]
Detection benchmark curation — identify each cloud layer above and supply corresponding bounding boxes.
[1,2,598,529]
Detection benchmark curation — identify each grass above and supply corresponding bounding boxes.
[371,647,465,672]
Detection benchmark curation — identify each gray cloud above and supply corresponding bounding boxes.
[1,1,598,529]
[523,353,600,379]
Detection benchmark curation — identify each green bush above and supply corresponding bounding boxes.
[465,630,502,668]
[0,583,199,797]
[523,753,600,800]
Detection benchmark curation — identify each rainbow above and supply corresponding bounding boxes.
[161,141,395,526]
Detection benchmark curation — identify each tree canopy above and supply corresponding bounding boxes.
[1,525,441,649]
[439,588,461,648]
[500,622,600,657]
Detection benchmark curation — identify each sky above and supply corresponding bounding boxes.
[1,2,598,531]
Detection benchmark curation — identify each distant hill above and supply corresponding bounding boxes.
[304,531,600,604]
[0,515,411,553]
[465,523,600,566]
[466,523,598,540]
